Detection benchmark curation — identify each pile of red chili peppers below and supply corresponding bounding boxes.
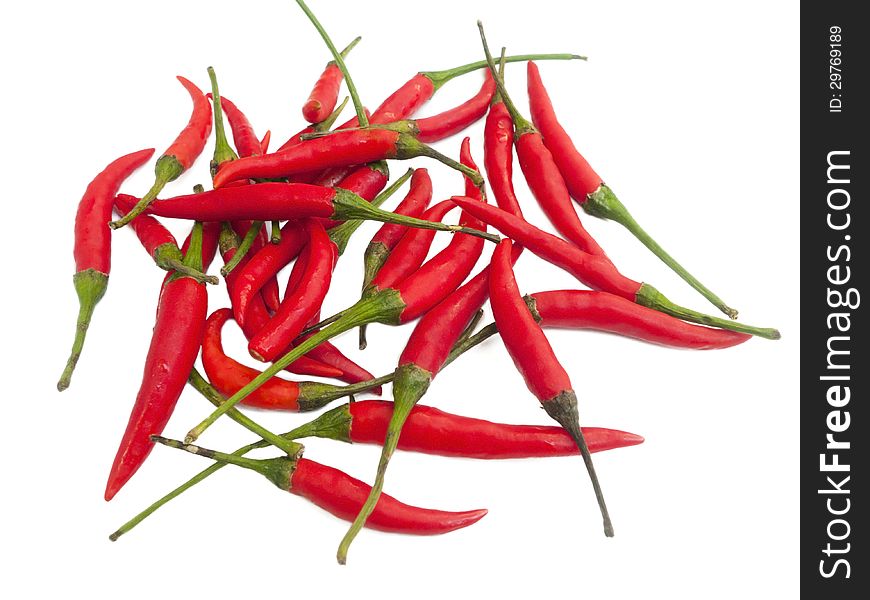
[59,0,780,564]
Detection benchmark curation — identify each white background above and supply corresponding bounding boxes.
[1,1,799,597]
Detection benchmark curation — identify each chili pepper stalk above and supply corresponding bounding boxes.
[207,66,238,176]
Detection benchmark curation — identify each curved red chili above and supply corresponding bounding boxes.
[489,237,612,536]
[450,196,779,339]
[249,221,336,362]
[211,94,264,157]
[110,77,211,229]
[526,61,737,319]
[362,168,433,291]
[152,437,487,536]
[302,37,361,123]
[218,224,341,379]
[104,223,210,501]
[259,130,271,154]
[58,148,154,392]
[202,309,379,411]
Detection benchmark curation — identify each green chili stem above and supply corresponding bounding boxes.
[478,22,534,134]
[208,66,238,177]
[221,221,263,276]
[424,52,586,91]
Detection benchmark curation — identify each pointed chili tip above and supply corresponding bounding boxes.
[104,479,122,502]
[619,431,645,447]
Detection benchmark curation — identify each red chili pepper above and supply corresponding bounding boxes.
[302,37,361,123]
[57,148,154,392]
[484,54,524,218]
[529,290,751,349]
[368,53,584,125]
[110,77,212,229]
[361,168,433,293]
[259,130,271,154]
[218,223,342,379]
[114,194,218,284]
[104,223,210,501]
[337,140,488,559]
[277,99,356,153]
[345,71,495,143]
[211,128,482,189]
[526,62,738,318]
[249,221,336,362]
[209,94,265,157]
[152,436,487,536]
[233,221,281,312]
[489,237,613,536]
[337,401,643,458]
[450,196,779,339]
[202,309,384,411]
[478,28,605,257]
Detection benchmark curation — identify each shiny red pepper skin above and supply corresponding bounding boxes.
[213,129,401,188]
[413,72,495,142]
[526,61,602,200]
[218,227,342,379]
[395,143,487,323]
[202,309,304,410]
[289,458,487,535]
[370,74,436,124]
[490,239,569,402]
[165,76,213,171]
[450,197,641,299]
[143,182,338,221]
[515,129,606,256]
[369,168,432,250]
[249,221,336,362]
[278,111,368,154]
[531,290,751,349]
[104,270,208,500]
[209,94,263,157]
[347,401,643,459]
[484,101,523,218]
[368,200,454,294]
[114,191,176,258]
[303,63,344,124]
[232,223,307,327]
[74,149,155,273]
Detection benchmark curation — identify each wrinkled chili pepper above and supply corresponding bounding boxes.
[479,24,605,256]
[110,77,212,229]
[526,61,737,319]
[302,36,361,123]
[114,195,218,284]
[57,148,154,391]
[104,223,210,501]
[110,399,640,541]
[337,138,488,561]
[202,309,388,411]
[450,196,780,340]
[153,436,488,535]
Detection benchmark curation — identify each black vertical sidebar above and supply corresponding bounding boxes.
[801,3,867,596]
